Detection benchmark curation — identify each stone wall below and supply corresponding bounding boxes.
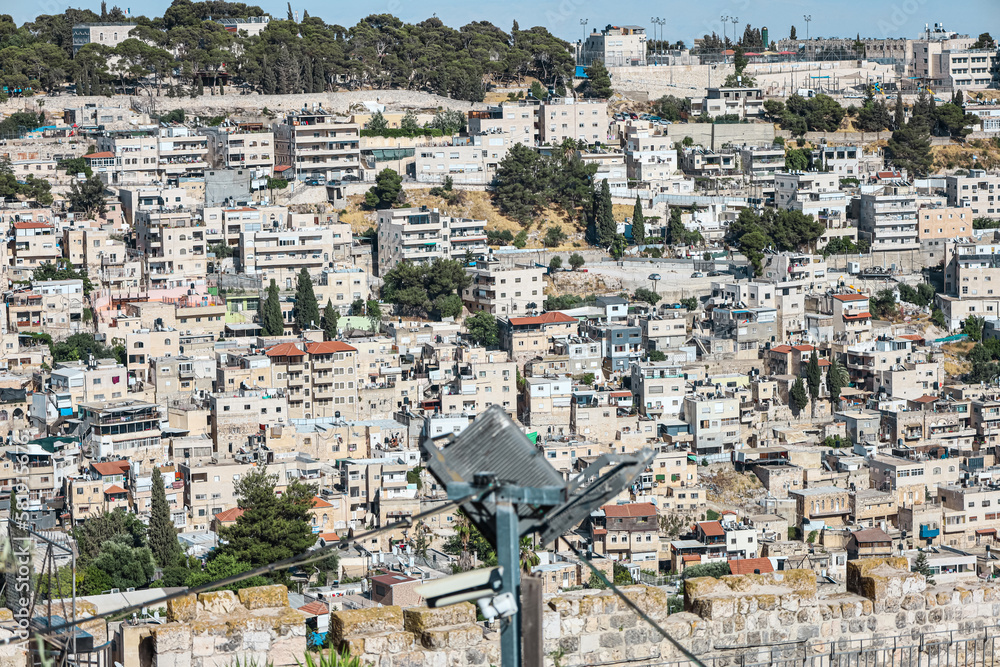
[327,559,1000,667]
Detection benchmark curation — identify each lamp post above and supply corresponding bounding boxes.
[580,19,588,65]
[731,16,739,49]
[721,15,729,47]
[804,15,812,40]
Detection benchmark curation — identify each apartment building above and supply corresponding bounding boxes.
[210,389,289,456]
[972,399,1000,448]
[157,124,209,179]
[72,22,137,54]
[95,131,160,185]
[179,460,255,531]
[869,454,959,507]
[936,483,1000,548]
[691,87,764,120]
[680,148,736,175]
[80,401,163,470]
[549,337,604,380]
[461,259,545,316]
[274,110,361,182]
[946,170,1000,218]
[265,341,360,420]
[831,293,872,344]
[239,225,348,287]
[579,25,646,67]
[414,136,509,185]
[467,100,541,146]
[134,208,208,289]
[938,238,1000,329]
[590,502,659,564]
[439,355,516,417]
[522,375,572,430]
[640,310,688,353]
[205,123,275,174]
[773,171,849,239]
[376,207,487,276]
[9,221,60,282]
[918,205,975,263]
[630,361,686,418]
[8,279,85,338]
[538,98,608,145]
[790,486,851,529]
[758,253,829,338]
[739,145,785,196]
[624,130,678,184]
[683,394,741,456]
[859,184,920,252]
[150,354,215,400]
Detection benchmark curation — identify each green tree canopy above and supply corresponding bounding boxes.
[292,268,320,331]
[148,467,182,568]
[365,168,403,210]
[321,298,339,340]
[68,175,107,218]
[261,279,284,336]
[381,258,472,319]
[631,196,645,245]
[466,311,499,347]
[584,59,612,98]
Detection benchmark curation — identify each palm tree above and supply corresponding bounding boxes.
[455,511,474,572]
[519,536,540,574]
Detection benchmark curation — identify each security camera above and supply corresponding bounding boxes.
[416,566,504,608]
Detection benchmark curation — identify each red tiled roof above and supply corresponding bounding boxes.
[818,359,831,367]
[103,484,127,495]
[899,334,923,342]
[273,164,293,172]
[298,601,329,616]
[792,345,814,352]
[843,312,872,320]
[769,345,793,354]
[312,496,333,508]
[508,312,577,327]
[83,151,114,159]
[976,528,996,535]
[12,221,52,229]
[602,502,656,518]
[305,341,357,354]
[877,171,902,179]
[911,395,938,404]
[265,342,305,357]
[610,391,632,398]
[318,532,340,542]
[682,554,702,562]
[832,294,867,302]
[214,507,245,523]
[593,528,608,535]
[728,557,774,575]
[91,460,130,476]
[697,521,725,537]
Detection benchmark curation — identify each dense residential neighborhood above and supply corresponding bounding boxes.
[0,2,999,666]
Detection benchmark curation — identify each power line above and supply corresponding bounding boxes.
[567,542,708,667]
[5,490,487,647]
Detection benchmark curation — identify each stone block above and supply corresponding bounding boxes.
[237,584,289,610]
[847,558,926,603]
[152,624,193,653]
[197,591,239,616]
[330,606,404,646]
[420,625,481,650]
[192,636,215,658]
[403,604,476,635]
[167,595,198,623]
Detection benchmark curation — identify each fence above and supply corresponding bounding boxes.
[656,624,1000,667]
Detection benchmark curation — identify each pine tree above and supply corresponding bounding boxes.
[148,467,182,568]
[790,378,809,414]
[261,279,284,336]
[321,299,339,340]
[806,351,822,418]
[631,196,645,246]
[292,268,320,331]
[893,91,905,130]
[594,179,616,247]
[790,25,797,40]
[827,356,845,410]
[912,551,935,584]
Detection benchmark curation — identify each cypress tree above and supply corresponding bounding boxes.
[893,93,905,131]
[827,356,845,409]
[261,279,284,336]
[790,378,809,414]
[595,179,616,247]
[806,351,822,417]
[322,299,339,340]
[148,467,182,568]
[292,268,320,331]
[631,196,645,246]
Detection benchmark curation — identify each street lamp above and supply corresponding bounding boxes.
[730,16,739,48]
[803,15,812,40]
[580,19,589,65]
[721,15,729,46]
[581,18,588,42]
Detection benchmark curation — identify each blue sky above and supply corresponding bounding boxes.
[15,0,997,43]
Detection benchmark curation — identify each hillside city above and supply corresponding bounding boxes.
[0,3,999,666]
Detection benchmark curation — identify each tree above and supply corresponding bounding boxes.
[351,298,365,316]
[73,508,147,565]
[912,551,935,585]
[261,279,284,336]
[466,311,499,347]
[633,288,660,305]
[433,294,463,319]
[569,253,586,271]
[963,315,986,342]
[68,175,107,218]
[400,110,420,134]
[680,297,699,311]
[365,299,382,331]
[790,377,809,414]
[870,288,898,320]
[631,197,645,245]
[827,356,846,408]
[50,333,119,364]
[893,93,905,131]
[148,468,182,568]
[366,110,388,133]
[292,268,320,331]
[806,351,822,417]
[972,32,995,49]
[789,25,797,40]
[584,59,612,98]
[931,308,947,329]
[365,168,403,210]
[594,179,616,247]
[543,226,567,248]
[520,537,540,574]
[382,258,471,319]
[89,538,156,592]
[33,259,94,295]
[681,561,730,579]
[888,120,933,177]
[322,299,339,340]
[185,552,270,592]
[549,256,563,270]
[613,563,633,585]
[215,468,317,572]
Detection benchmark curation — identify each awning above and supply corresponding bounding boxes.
[977,529,996,535]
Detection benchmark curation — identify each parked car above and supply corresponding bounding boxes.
[690,271,705,278]
[708,271,724,277]
[305,179,325,186]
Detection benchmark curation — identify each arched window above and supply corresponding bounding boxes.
[933,467,942,475]
[135,342,144,349]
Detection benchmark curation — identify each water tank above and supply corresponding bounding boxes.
[761,27,769,48]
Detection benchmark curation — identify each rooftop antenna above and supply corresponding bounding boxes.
[420,406,652,667]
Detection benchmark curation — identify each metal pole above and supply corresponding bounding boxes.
[497,500,522,667]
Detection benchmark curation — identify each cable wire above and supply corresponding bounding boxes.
[567,542,708,667]
[8,490,486,647]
